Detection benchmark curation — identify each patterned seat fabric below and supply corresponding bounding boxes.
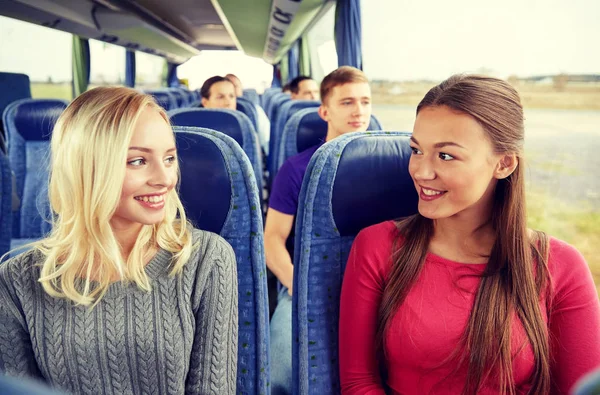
[242,89,260,106]
[0,150,11,258]
[268,100,321,187]
[291,131,418,394]
[236,97,259,133]
[277,108,383,173]
[3,99,68,241]
[146,90,177,111]
[173,126,270,395]
[169,108,263,195]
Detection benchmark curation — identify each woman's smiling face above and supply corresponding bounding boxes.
[409,105,504,222]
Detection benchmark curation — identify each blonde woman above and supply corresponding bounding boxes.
[0,87,238,394]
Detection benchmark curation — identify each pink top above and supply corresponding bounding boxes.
[339,220,600,394]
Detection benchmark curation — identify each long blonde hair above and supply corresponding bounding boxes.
[33,86,193,305]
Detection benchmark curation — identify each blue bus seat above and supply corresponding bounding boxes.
[268,100,320,184]
[168,108,263,194]
[2,99,67,240]
[242,88,260,106]
[291,131,418,394]
[173,126,270,395]
[167,88,188,107]
[0,150,11,258]
[236,97,259,133]
[275,108,383,178]
[267,92,290,122]
[261,87,282,111]
[146,90,177,111]
[0,72,32,153]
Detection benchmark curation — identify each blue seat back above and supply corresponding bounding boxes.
[167,88,188,107]
[3,99,68,239]
[269,100,321,179]
[267,92,290,122]
[169,108,263,193]
[261,87,282,110]
[0,150,11,257]
[292,132,418,394]
[236,97,259,132]
[146,90,177,111]
[242,88,260,106]
[173,126,270,395]
[276,108,383,174]
[0,73,32,153]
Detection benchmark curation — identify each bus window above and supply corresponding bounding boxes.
[89,40,125,88]
[178,51,272,92]
[306,5,337,82]
[0,16,72,101]
[135,52,165,90]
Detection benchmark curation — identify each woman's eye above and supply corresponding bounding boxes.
[410,147,422,155]
[439,153,455,161]
[165,156,176,164]
[128,158,145,166]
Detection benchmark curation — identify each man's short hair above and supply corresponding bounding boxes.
[320,66,369,104]
[288,76,313,94]
[200,76,233,99]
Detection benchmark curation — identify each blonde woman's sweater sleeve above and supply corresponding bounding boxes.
[185,233,238,394]
[0,253,44,379]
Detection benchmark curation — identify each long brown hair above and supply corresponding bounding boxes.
[376,75,552,394]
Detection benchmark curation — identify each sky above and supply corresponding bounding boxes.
[0,0,598,87]
[361,0,600,81]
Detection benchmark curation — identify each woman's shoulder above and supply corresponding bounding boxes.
[187,228,236,274]
[0,248,44,282]
[544,236,595,300]
[546,236,587,272]
[0,248,45,304]
[190,228,234,256]
[354,220,401,248]
[185,228,237,306]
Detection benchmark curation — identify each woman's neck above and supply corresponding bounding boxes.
[112,223,144,259]
[430,214,495,264]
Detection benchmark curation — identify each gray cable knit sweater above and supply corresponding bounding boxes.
[0,229,238,395]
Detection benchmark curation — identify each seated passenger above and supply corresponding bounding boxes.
[226,73,271,154]
[338,75,600,394]
[265,66,372,395]
[0,87,238,394]
[200,75,236,109]
[225,73,243,97]
[288,76,320,100]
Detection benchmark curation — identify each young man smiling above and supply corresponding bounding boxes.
[265,66,372,395]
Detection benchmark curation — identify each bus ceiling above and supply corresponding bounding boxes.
[0,0,335,65]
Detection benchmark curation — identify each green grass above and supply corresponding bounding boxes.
[526,189,600,295]
[30,83,72,101]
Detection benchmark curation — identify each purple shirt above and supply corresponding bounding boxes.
[269,143,323,256]
[269,143,323,215]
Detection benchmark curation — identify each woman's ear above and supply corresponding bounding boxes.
[494,154,518,179]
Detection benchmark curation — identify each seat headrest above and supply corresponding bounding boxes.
[331,133,418,236]
[146,91,175,111]
[296,109,383,153]
[4,99,67,142]
[0,73,31,117]
[174,128,232,234]
[169,108,245,147]
[297,111,328,153]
